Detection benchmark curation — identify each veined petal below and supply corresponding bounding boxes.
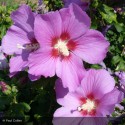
[69,3,90,28]
[9,55,28,73]
[73,29,109,64]
[81,69,115,99]
[11,4,35,33]
[59,3,90,39]
[28,48,57,77]
[2,25,31,55]
[57,53,84,92]
[100,88,123,106]
[34,11,62,47]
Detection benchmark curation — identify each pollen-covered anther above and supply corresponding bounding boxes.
[17,43,40,51]
[77,99,96,113]
[25,43,40,51]
[54,39,69,56]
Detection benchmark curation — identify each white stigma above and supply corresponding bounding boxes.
[54,39,69,56]
[78,99,96,112]
[17,44,25,49]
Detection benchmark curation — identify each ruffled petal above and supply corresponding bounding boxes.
[2,25,31,55]
[59,3,90,39]
[81,69,115,99]
[11,4,35,33]
[100,88,123,106]
[69,3,90,27]
[73,29,109,64]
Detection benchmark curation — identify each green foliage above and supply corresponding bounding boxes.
[90,0,125,73]
[0,5,17,41]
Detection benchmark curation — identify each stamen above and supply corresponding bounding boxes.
[17,44,26,49]
[25,43,40,51]
[77,98,97,116]
[17,43,40,51]
[54,39,69,56]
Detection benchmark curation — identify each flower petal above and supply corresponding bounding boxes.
[28,48,57,77]
[2,25,31,55]
[34,11,62,47]
[81,69,115,99]
[73,29,109,64]
[11,4,35,33]
[69,3,90,27]
[28,74,41,81]
[57,53,84,92]
[9,55,28,73]
[54,107,82,117]
[59,3,90,39]
[100,88,123,106]
[55,79,69,105]
[60,93,81,109]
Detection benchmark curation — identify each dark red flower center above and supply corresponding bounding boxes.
[51,32,77,57]
[77,94,99,116]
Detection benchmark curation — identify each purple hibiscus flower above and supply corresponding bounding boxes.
[62,0,90,11]
[0,46,8,70]
[2,5,40,81]
[54,69,123,117]
[28,3,109,91]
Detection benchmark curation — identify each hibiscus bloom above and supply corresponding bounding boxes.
[62,0,90,11]
[2,5,40,80]
[54,69,123,117]
[29,4,109,91]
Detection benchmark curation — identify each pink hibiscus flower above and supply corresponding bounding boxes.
[54,69,123,117]
[29,4,109,91]
[2,5,40,81]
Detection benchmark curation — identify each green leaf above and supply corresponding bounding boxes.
[20,102,31,112]
[114,23,125,32]
[111,55,121,65]
[99,4,117,24]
